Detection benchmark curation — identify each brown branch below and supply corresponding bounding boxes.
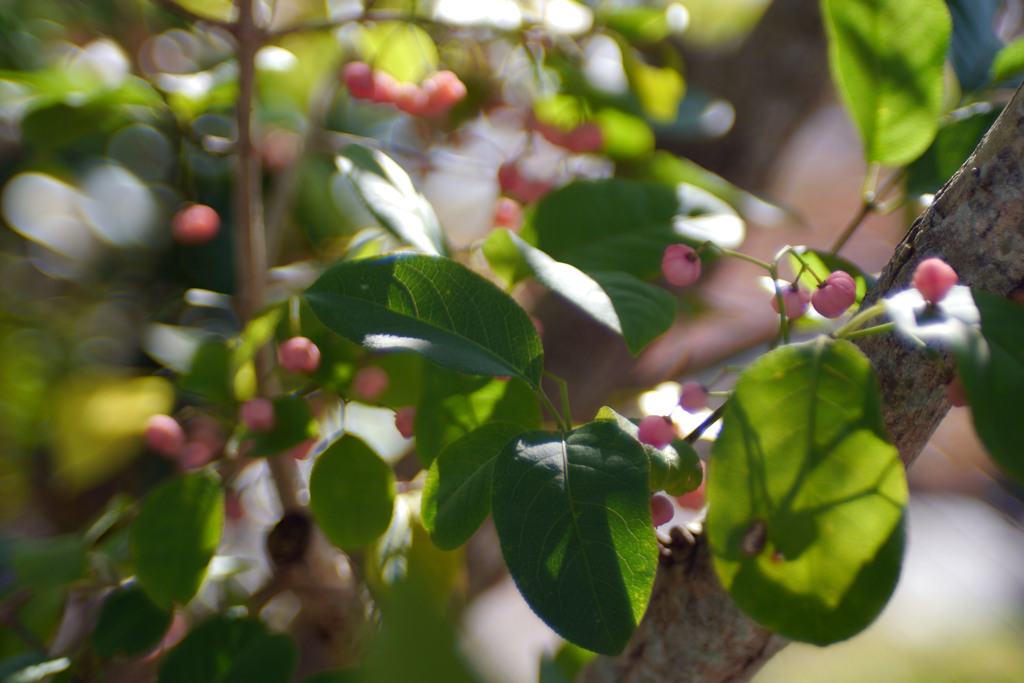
[578,78,1024,683]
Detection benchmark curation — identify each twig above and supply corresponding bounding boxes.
[829,167,907,254]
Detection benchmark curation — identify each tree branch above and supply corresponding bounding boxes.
[578,78,1024,683]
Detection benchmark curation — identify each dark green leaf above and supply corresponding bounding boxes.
[338,146,448,256]
[158,615,291,683]
[422,422,525,550]
[179,339,233,405]
[707,338,907,644]
[305,253,544,387]
[131,472,223,608]
[309,435,395,549]
[492,421,657,655]
[488,230,676,354]
[414,370,541,466]
[241,395,319,458]
[907,107,1001,196]
[952,291,1024,486]
[946,0,1004,90]
[530,179,741,278]
[93,583,173,658]
[821,0,951,165]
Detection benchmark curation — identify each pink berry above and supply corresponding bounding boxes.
[650,494,674,527]
[661,244,701,287]
[145,414,185,456]
[343,61,375,100]
[395,405,416,438]
[178,441,215,470]
[420,70,467,115]
[370,70,400,103]
[394,82,429,114]
[531,316,545,339]
[946,374,969,407]
[637,415,675,449]
[240,398,275,432]
[497,162,551,203]
[913,258,959,304]
[770,284,812,319]
[353,366,389,401]
[532,120,568,147]
[278,336,321,374]
[811,270,857,318]
[676,461,707,510]
[288,437,317,460]
[172,204,220,246]
[563,123,603,153]
[679,381,708,412]
[493,197,524,231]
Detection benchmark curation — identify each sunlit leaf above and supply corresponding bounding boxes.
[305,253,544,387]
[131,472,224,609]
[707,338,907,644]
[357,21,438,83]
[822,0,951,165]
[338,146,448,256]
[492,421,656,655]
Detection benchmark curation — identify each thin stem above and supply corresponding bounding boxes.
[684,404,726,445]
[831,301,887,340]
[233,0,302,511]
[539,390,567,432]
[843,322,896,340]
[544,371,573,431]
[713,244,774,272]
[829,168,907,254]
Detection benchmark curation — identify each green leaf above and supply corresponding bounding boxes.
[821,0,951,165]
[93,583,173,658]
[907,107,1001,196]
[624,56,684,123]
[356,21,438,83]
[414,370,541,466]
[530,179,742,277]
[492,421,657,655]
[991,36,1024,84]
[593,108,654,159]
[241,395,319,458]
[601,7,672,43]
[489,230,676,355]
[179,339,233,405]
[595,406,702,497]
[707,337,907,644]
[338,146,448,256]
[131,472,224,609]
[309,435,395,550]
[422,422,525,550]
[158,614,293,683]
[952,291,1024,486]
[305,253,544,387]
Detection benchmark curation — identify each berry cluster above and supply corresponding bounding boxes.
[343,62,467,116]
[532,119,604,154]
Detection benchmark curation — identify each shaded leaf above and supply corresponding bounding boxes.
[952,291,1024,486]
[93,583,172,658]
[158,614,293,683]
[422,422,525,550]
[707,338,907,644]
[487,230,676,355]
[492,421,656,655]
[241,395,319,458]
[309,435,395,550]
[305,253,544,387]
[131,472,223,608]
[822,0,951,165]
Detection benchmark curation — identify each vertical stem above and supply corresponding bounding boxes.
[233,0,302,511]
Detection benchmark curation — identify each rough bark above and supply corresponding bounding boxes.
[578,80,1024,683]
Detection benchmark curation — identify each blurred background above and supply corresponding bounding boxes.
[0,0,1022,681]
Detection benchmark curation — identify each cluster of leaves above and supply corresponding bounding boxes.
[1,0,1024,681]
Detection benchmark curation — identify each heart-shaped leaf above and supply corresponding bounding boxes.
[309,435,395,550]
[822,0,950,165]
[305,253,544,387]
[422,421,525,550]
[338,146,448,256]
[707,337,907,645]
[492,420,657,655]
[486,230,676,355]
[131,472,224,608]
[952,290,1024,486]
